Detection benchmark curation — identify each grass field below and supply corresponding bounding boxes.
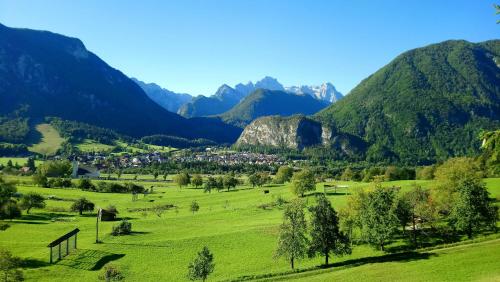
[0,157,43,167]
[28,124,65,156]
[0,177,498,281]
[75,139,115,153]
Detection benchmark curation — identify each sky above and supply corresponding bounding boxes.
[0,0,498,95]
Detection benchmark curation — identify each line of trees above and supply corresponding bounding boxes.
[275,158,499,269]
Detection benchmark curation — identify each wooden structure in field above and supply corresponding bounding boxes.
[47,228,80,263]
[323,184,349,194]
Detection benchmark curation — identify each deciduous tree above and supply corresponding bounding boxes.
[308,195,351,266]
[275,199,308,269]
[187,246,214,282]
[20,192,45,214]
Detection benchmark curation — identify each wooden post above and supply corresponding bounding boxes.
[66,239,69,255]
[58,244,61,260]
[49,247,53,264]
[75,233,77,249]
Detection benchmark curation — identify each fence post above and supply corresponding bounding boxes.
[75,233,77,249]
[66,239,69,255]
[49,247,53,264]
[58,243,61,260]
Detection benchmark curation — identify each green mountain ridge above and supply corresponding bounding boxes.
[0,23,241,144]
[316,39,500,163]
[220,89,329,127]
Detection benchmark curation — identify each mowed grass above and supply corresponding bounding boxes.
[28,124,65,156]
[0,178,498,281]
[282,239,500,282]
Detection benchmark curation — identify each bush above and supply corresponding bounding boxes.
[0,202,21,220]
[47,178,73,188]
[111,220,132,236]
[95,182,145,193]
[78,178,95,190]
[98,263,124,281]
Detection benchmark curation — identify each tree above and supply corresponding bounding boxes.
[187,246,214,282]
[174,172,191,188]
[248,173,259,188]
[223,173,238,191]
[116,169,122,180]
[25,158,36,172]
[1,202,21,221]
[274,166,293,184]
[20,192,45,214]
[6,160,12,168]
[192,175,203,189]
[340,167,354,181]
[31,172,48,188]
[190,201,200,214]
[38,160,72,177]
[359,184,399,251]
[274,199,308,270]
[162,172,168,181]
[153,171,159,180]
[0,178,16,206]
[215,176,224,192]
[203,177,216,194]
[496,4,500,24]
[291,169,316,197]
[434,157,481,188]
[308,195,351,266]
[0,249,23,282]
[71,198,95,215]
[399,185,434,247]
[449,177,498,239]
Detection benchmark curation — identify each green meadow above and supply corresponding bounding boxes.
[0,177,499,281]
[28,124,66,156]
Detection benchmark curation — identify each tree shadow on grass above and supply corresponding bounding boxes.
[20,258,50,269]
[236,251,436,281]
[57,249,125,271]
[9,220,48,225]
[21,213,74,221]
[319,251,436,269]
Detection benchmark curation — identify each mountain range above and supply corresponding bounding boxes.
[131,78,192,113]
[177,77,343,118]
[0,23,240,143]
[239,40,500,163]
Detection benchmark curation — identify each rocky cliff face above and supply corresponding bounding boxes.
[236,115,326,149]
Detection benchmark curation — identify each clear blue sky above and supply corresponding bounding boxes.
[0,0,498,95]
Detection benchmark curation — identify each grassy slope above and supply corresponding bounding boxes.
[28,124,65,156]
[0,178,498,281]
[282,239,500,282]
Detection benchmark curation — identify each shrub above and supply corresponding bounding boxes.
[111,220,132,236]
[98,263,124,281]
[47,178,73,188]
[78,178,95,190]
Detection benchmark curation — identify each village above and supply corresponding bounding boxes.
[68,149,285,171]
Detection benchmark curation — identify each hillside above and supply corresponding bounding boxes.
[220,89,329,127]
[316,40,500,163]
[0,23,240,144]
